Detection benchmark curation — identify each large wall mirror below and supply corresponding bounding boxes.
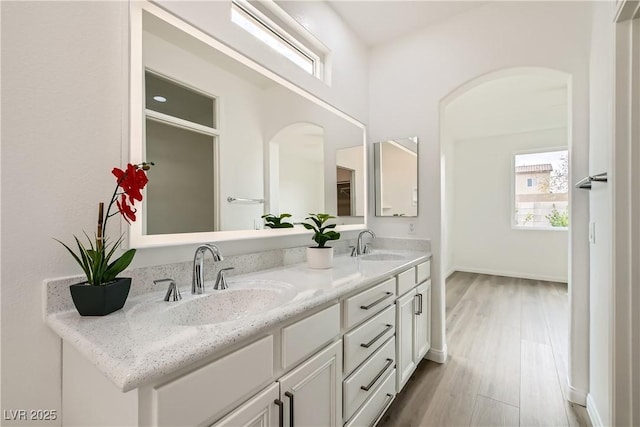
[374,137,418,217]
[129,2,366,247]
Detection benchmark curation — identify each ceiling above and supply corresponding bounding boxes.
[444,74,569,141]
[326,1,487,47]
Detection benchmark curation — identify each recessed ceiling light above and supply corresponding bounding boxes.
[153,95,167,103]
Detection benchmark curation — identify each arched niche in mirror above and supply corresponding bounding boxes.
[374,137,418,217]
[128,2,366,247]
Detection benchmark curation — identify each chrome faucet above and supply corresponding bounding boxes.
[355,229,376,256]
[192,244,223,294]
[153,278,182,302]
[214,267,235,290]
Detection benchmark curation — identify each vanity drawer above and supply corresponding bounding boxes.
[282,303,340,370]
[343,336,396,421]
[345,368,396,427]
[397,268,416,296]
[416,260,431,284]
[153,335,274,427]
[343,305,395,375]
[344,278,396,330]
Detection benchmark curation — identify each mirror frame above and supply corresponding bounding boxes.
[128,1,367,248]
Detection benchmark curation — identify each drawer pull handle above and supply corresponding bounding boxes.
[361,358,393,391]
[274,399,284,427]
[360,324,394,348]
[369,393,394,427]
[285,391,294,427]
[360,292,393,310]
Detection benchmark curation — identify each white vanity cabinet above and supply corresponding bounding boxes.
[396,260,432,392]
[279,340,343,427]
[341,277,397,426]
[214,340,342,427]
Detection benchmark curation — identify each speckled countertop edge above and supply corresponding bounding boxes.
[46,248,431,392]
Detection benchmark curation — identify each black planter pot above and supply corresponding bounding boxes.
[70,278,131,316]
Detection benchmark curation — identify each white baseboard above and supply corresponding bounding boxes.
[425,345,447,363]
[567,378,587,405]
[445,268,456,279]
[586,394,604,427]
[453,265,568,283]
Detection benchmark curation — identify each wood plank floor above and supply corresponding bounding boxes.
[379,272,591,427]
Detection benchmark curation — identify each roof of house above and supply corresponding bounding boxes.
[515,164,553,173]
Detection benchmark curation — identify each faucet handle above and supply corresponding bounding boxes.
[214,267,235,290]
[363,243,371,254]
[154,278,182,302]
[349,246,357,257]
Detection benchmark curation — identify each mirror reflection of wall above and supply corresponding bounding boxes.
[374,137,418,217]
[269,123,325,222]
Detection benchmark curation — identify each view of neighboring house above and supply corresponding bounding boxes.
[514,153,569,228]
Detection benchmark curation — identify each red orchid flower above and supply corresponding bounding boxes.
[112,163,149,204]
[116,194,137,223]
[112,163,151,223]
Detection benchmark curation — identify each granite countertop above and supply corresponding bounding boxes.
[46,249,431,392]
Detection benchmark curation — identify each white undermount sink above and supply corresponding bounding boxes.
[359,252,407,261]
[166,280,298,326]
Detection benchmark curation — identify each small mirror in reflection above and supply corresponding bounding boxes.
[374,137,418,217]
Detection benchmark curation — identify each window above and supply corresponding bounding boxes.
[144,70,219,234]
[514,150,569,229]
[231,0,327,80]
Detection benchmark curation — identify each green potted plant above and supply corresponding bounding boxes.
[55,162,153,316]
[303,213,341,269]
[261,213,294,228]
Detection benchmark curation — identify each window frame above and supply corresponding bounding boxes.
[511,147,569,232]
[231,0,328,81]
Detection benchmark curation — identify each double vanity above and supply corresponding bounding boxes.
[46,245,432,427]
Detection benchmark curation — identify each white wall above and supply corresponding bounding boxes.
[451,129,569,282]
[380,142,418,217]
[275,129,325,221]
[368,0,591,391]
[587,1,615,424]
[0,1,368,423]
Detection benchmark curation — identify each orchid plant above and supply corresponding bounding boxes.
[56,162,153,285]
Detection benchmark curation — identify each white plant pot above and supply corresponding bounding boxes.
[307,246,334,269]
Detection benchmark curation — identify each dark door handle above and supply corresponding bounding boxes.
[369,393,394,427]
[361,324,394,348]
[360,292,393,310]
[274,399,284,427]
[284,391,294,427]
[361,358,393,391]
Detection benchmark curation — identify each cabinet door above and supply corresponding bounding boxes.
[210,383,280,427]
[279,340,342,427]
[396,290,417,392]
[414,280,431,362]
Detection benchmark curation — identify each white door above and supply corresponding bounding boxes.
[210,383,280,427]
[414,280,431,362]
[396,290,417,391]
[278,340,342,427]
